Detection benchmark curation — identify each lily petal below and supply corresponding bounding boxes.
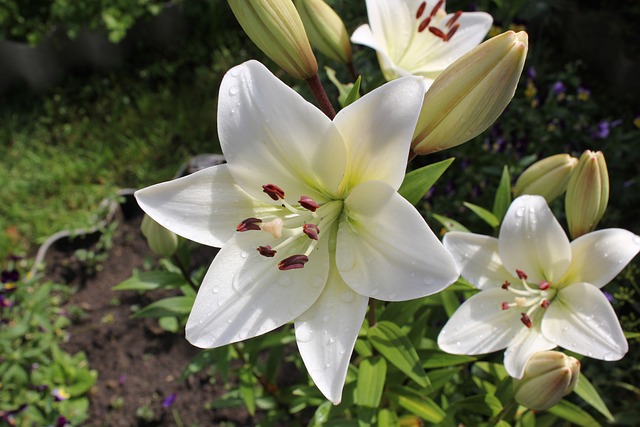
[362,0,413,62]
[295,264,368,404]
[543,282,628,361]
[333,76,427,192]
[135,165,259,247]
[438,287,522,355]
[337,180,458,301]
[443,231,511,289]
[561,229,640,289]
[499,195,571,283]
[503,322,556,378]
[186,231,330,348]
[351,24,408,81]
[218,60,346,203]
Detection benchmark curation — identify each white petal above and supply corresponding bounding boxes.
[438,287,522,355]
[503,324,556,378]
[337,180,458,301]
[362,0,413,62]
[185,231,330,348]
[333,77,427,192]
[561,229,640,288]
[295,265,368,404]
[135,165,259,247]
[443,231,511,289]
[409,12,493,75]
[543,282,628,361]
[499,195,571,283]
[351,24,408,81]
[218,60,346,203]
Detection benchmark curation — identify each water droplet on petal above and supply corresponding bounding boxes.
[239,328,250,339]
[230,68,240,77]
[212,287,220,294]
[329,337,336,344]
[388,293,396,299]
[229,86,239,96]
[633,235,640,246]
[516,207,525,217]
[296,324,313,342]
[604,353,617,361]
[371,288,380,296]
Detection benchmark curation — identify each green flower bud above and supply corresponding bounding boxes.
[141,214,179,257]
[514,351,580,411]
[513,154,579,202]
[565,150,609,239]
[228,0,318,80]
[294,0,352,64]
[412,31,528,155]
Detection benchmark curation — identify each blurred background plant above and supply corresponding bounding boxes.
[1,0,639,425]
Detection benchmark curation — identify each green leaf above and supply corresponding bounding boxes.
[450,394,503,417]
[310,401,334,426]
[357,356,387,427]
[158,316,179,333]
[440,290,460,317]
[427,367,463,393]
[421,350,477,369]
[574,374,614,421]
[131,296,194,319]
[547,399,601,427]
[113,270,186,291]
[325,66,358,107]
[344,75,362,107]
[367,321,429,388]
[399,158,455,206]
[239,366,256,416]
[463,202,500,228]
[376,409,398,427]
[432,213,470,232]
[493,165,512,221]
[390,388,445,423]
[624,331,640,339]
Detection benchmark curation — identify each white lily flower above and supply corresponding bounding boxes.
[438,195,639,378]
[351,0,492,84]
[135,60,458,403]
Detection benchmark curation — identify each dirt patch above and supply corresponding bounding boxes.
[46,206,256,426]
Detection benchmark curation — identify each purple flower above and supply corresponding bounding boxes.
[527,66,536,80]
[594,120,610,139]
[577,86,591,101]
[552,81,566,96]
[1,269,19,284]
[162,392,177,408]
[0,295,12,308]
[52,388,70,401]
[56,416,69,427]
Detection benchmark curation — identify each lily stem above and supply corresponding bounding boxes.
[306,73,336,119]
[368,299,377,326]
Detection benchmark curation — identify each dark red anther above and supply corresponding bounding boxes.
[501,302,510,310]
[428,27,446,40]
[416,1,427,19]
[516,269,528,280]
[262,184,285,201]
[299,195,320,212]
[520,313,532,328]
[501,280,511,290]
[278,254,309,271]
[539,280,551,291]
[303,223,320,240]
[418,17,431,32]
[444,23,459,41]
[446,10,462,28]
[237,217,262,232]
[540,300,550,309]
[429,0,444,17]
[257,245,277,257]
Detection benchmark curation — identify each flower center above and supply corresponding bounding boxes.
[415,1,462,41]
[236,183,342,271]
[500,269,557,328]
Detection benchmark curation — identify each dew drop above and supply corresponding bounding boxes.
[603,352,617,361]
[240,251,248,259]
[455,341,461,346]
[230,68,240,77]
[217,300,224,307]
[388,293,397,299]
[227,318,232,324]
[329,337,336,344]
[212,287,220,294]
[371,288,380,296]
[296,324,313,342]
[516,207,525,217]
[229,86,239,96]
[603,252,609,258]
[634,235,640,246]
[340,291,356,303]
[239,328,250,339]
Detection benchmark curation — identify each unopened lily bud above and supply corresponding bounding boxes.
[513,351,580,411]
[412,30,528,155]
[294,0,352,64]
[228,0,318,80]
[513,154,579,202]
[565,150,609,239]
[141,214,179,257]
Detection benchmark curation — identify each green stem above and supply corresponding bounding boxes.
[172,253,198,290]
[172,408,185,427]
[306,73,336,119]
[368,299,377,326]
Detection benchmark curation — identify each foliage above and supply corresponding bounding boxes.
[0,257,96,426]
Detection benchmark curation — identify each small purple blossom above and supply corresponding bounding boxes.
[0,295,12,308]
[52,388,70,401]
[552,81,566,95]
[603,291,615,303]
[1,269,19,284]
[56,416,70,427]
[527,66,536,80]
[162,392,177,408]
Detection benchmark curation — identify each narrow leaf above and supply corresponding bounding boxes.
[450,394,503,417]
[574,375,614,421]
[391,388,445,423]
[432,213,470,233]
[367,321,429,388]
[440,290,460,317]
[547,399,601,427]
[399,158,455,206]
[113,270,186,291]
[239,366,256,416]
[421,350,476,369]
[344,76,362,107]
[357,356,387,427]
[463,202,500,228]
[131,296,194,319]
[493,165,512,221]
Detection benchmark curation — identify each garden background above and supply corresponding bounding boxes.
[1,0,639,426]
